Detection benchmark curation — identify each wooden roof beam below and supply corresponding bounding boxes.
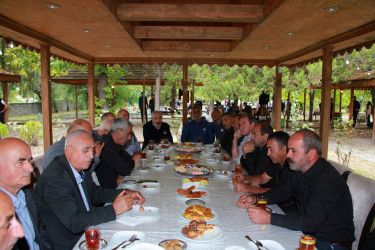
[142,40,231,52]
[117,4,264,22]
[134,26,243,40]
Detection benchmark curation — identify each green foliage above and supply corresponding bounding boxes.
[19,121,42,146]
[333,118,354,167]
[0,123,9,139]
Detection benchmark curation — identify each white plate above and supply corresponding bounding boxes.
[131,206,160,218]
[165,160,175,165]
[214,152,223,156]
[215,170,233,177]
[146,149,156,153]
[108,231,145,248]
[248,240,285,250]
[205,159,219,164]
[128,243,164,250]
[151,163,166,169]
[140,182,161,189]
[152,156,164,162]
[177,190,210,199]
[201,151,213,156]
[178,209,218,222]
[222,160,232,164]
[225,246,247,250]
[177,225,223,242]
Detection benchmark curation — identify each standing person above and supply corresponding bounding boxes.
[138,92,148,123]
[0,138,53,250]
[0,98,8,124]
[353,96,360,127]
[34,130,144,249]
[149,94,155,113]
[142,111,173,149]
[0,190,25,250]
[366,101,373,128]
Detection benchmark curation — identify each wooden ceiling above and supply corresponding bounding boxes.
[0,0,374,67]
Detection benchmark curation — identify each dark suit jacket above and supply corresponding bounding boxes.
[142,121,173,149]
[13,189,53,250]
[34,155,122,250]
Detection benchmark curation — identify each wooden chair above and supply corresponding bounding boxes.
[27,155,44,189]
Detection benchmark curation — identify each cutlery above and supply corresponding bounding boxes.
[112,234,137,250]
[122,237,140,248]
[256,240,269,250]
[245,235,261,250]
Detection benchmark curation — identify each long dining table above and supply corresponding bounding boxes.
[74,144,302,250]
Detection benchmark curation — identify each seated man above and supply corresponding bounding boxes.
[220,112,235,155]
[142,111,173,149]
[238,129,355,249]
[234,131,291,195]
[96,118,141,189]
[118,109,141,156]
[210,109,225,142]
[93,112,116,131]
[0,138,53,250]
[42,119,103,171]
[232,113,256,165]
[92,118,113,142]
[0,190,25,250]
[181,104,214,144]
[34,130,144,249]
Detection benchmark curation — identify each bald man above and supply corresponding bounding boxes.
[34,130,144,249]
[0,190,24,250]
[42,119,104,171]
[0,138,53,250]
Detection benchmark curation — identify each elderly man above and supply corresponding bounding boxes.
[92,118,113,142]
[220,112,235,155]
[142,111,173,149]
[234,131,291,195]
[118,109,142,156]
[42,119,103,171]
[96,118,141,189]
[210,109,225,142]
[238,129,355,249]
[181,104,214,144]
[0,138,53,250]
[0,190,25,250]
[34,130,144,249]
[232,113,256,165]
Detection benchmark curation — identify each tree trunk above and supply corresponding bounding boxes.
[308,89,315,122]
[155,64,161,111]
[208,100,214,119]
[0,38,5,70]
[98,72,109,111]
[65,99,70,111]
[171,82,176,112]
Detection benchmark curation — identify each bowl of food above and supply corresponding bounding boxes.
[159,239,187,250]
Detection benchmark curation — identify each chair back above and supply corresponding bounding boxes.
[346,172,375,249]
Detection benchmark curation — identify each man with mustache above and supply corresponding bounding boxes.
[142,111,173,149]
[0,190,25,250]
[237,129,354,249]
[220,112,235,155]
[34,129,144,249]
[181,104,214,144]
[0,138,53,250]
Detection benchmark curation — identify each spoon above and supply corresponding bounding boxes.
[245,235,261,250]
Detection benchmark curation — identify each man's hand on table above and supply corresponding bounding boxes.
[247,206,271,224]
[113,190,134,215]
[234,181,252,194]
[125,190,145,205]
[232,172,246,182]
[237,195,256,208]
[132,153,141,163]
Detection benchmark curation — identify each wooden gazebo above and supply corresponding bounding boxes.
[1,0,375,156]
[0,69,21,123]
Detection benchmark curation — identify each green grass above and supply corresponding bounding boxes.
[9,110,88,123]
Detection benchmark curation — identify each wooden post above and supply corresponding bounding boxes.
[286,91,291,129]
[349,88,354,128]
[182,64,188,124]
[142,83,146,123]
[75,84,78,119]
[112,86,115,107]
[155,64,161,111]
[339,90,343,113]
[88,62,95,126]
[40,43,52,151]
[273,65,282,131]
[331,88,336,127]
[303,88,306,122]
[320,46,334,158]
[190,81,195,107]
[3,82,8,123]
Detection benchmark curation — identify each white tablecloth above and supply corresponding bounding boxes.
[74,147,301,250]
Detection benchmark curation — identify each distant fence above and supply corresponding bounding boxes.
[8,102,76,116]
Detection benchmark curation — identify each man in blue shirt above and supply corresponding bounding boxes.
[0,138,53,250]
[181,104,214,144]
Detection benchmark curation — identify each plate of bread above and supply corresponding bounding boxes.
[178,220,223,242]
[179,205,217,222]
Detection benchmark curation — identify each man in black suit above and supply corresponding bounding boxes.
[142,111,173,149]
[34,130,145,249]
[0,138,53,250]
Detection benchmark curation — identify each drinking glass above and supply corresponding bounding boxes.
[141,152,147,159]
[140,159,148,170]
[163,138,169,144]
[299,234,316,250]
[223,153,230,161]
[85,226,100,250]
[164,152,170,161]
[235,165,242,174]
[256,196,268,209]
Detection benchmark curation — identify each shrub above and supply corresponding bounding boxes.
[19,121,42,146]
[0,123,9,139]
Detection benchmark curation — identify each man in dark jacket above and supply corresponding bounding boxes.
[138,92,148,123]
[142,111,173,149]
[0,138,53,250]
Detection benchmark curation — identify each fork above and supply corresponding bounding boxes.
[121,236,139,248]
[245,235,261,250]
[256,240,269,250]
[111,234,137,250]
